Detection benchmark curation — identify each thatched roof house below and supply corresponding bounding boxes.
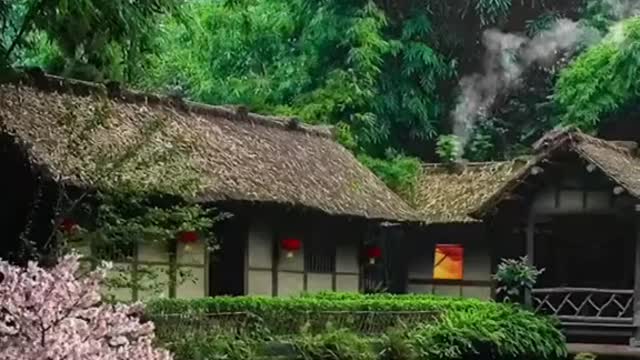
[0,70,416,298]
[0,71,415,222]
[404,128,640,328]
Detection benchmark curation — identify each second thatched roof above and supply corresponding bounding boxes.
[414,160,527,223]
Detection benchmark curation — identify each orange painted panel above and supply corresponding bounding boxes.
[434,244,463,280]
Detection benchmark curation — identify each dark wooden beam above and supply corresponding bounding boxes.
[407,278,494,287]
[568,343,640,358]
[632,204,640,347]
[525,211,535,307]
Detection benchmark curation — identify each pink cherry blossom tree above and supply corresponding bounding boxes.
[0,254,173,360]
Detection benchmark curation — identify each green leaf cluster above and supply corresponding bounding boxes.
[493,256,545,303]
[555,17,640,132]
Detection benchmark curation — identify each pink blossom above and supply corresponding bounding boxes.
[0,254,173,360]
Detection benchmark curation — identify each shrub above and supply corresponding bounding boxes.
[408,305,566,360]
[493,256,544,303]
[293,328,376,360]
[436,135,462,163]
[165,333,256,360]
[0,254,172,360]
[147,292,495,316]
[378,327,417,360]
[148,293,567,360]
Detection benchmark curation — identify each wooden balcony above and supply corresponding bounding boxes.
[532,287,635,340]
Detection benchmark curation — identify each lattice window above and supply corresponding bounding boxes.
[304,243,335,274]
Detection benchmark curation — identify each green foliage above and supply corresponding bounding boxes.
[2,0,181,81]
[555,17,640,132]
[493,256,545,303]
[575,352,597,360]
[407,304,565,360]
[378,327,417,360]
[526,11,562,37]
[138,0,454,161]
[163,333,257,360]
[6,0,630,178]
[436,135,462,163]
[357,153,421,201]
[88,192,217,255]
[294,328,376,360]
[475,0,512,25]
[147,292,542,325]
[149,293,566,360]
[464,122,499,162]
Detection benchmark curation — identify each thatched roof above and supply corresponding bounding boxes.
[471,129,640,218]
[414,161,526,223]
[0,71,417,222]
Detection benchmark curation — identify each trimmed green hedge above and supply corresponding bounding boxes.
[146,292,503,315]
[147,293,567,360]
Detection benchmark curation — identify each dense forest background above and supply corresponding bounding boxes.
[2,0,640,196]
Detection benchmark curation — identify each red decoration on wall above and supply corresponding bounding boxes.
[437,244,463,262]
[178,231,199,244]
[59,218,78,234]
[281,238,302,258]
[366,245,382,265]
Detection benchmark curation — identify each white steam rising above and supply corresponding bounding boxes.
[452,19,586,146]
[604,0,640,19]
[451,0,640,154]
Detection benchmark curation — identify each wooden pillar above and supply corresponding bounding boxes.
[631,204,640,346]
[524,211,535,307]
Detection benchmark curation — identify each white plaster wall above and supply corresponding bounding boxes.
[277,272,304,297]
[176,266,206,299]
[248,269,273,296]
[177,241,206,266]
[138,242,170,263]
[307,274,333,293]
[533,187,556,211]
[278,247,304,271]
[586,191,611,210]
[532,186,612,214]
[103,263,134,302]
[336,243,358,273]
[433,285,461,296]
[248,220,273,269]
[462,286,491,299]
[137,264,170,300]
[336,274,359,292]
[406,283,432,294]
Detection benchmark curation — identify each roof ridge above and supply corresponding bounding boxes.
[422,159,529,172]
[574,131,637,155]
[423,160,513,167]
[533,128,637,157]
[2,68,334,139]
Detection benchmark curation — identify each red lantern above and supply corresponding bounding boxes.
[366,245,382,265]
[281,238,302,258]
[59,218,78,235]
[179,231,198,252]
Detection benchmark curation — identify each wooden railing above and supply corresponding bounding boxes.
[532,287,634,324]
